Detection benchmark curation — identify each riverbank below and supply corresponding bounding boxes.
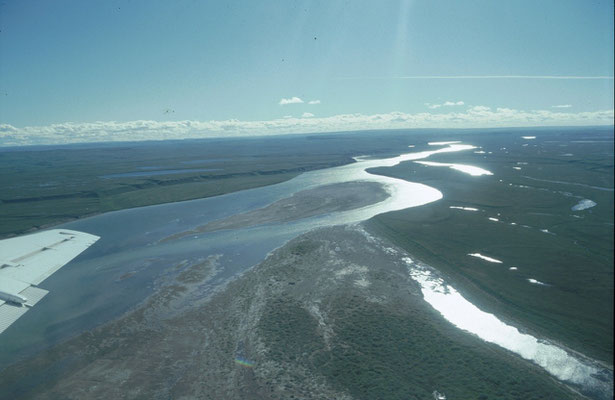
[365,131,614,366]
[2,127,611,399]
[0,225,584,400]
[0,136,364,238]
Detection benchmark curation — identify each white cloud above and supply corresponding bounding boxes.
[308,100,321,105]
[279,96,304,105]
[1,108,612,147]
[552,104,572,108]
[302,112,314,118]
[427,100,464,109]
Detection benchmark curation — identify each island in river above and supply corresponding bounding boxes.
[162,181,390,241]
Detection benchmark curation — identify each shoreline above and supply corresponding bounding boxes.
[0,174,303,240]
[0,140,359,239]
[0,224,588,399]
[161,180,389,242]
[1,161,354,239]
[2,129,611,398]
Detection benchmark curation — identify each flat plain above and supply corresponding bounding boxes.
[0,126,612,399]
[0,132,445,238]
[368,127,614,365]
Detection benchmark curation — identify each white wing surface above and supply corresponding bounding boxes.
[0,229,99,334]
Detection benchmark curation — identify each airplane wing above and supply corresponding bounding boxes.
[0,229,99,334]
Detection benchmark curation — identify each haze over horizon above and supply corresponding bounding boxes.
[0,0,613,146]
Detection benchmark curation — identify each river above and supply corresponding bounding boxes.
[1,141,611,399]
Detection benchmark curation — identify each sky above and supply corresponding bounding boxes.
[0,0,613,145]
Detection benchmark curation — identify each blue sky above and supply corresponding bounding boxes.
[0,0,613,145]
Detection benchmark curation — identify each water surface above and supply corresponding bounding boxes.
[2,140,611,398]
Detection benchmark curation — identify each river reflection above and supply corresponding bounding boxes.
[405,258,612,398]
[0,142,475,364]
[3,141,611,398]
[414,160,493,176]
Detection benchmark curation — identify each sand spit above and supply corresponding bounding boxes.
[162,181,388,242]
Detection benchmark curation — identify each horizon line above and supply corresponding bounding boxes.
[336,75,615,80]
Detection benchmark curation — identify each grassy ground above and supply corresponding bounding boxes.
[0,138,348,237]
[0,226,584,399]
[0,130,445,238]
[1,127,611,398]
[366,127,614,364]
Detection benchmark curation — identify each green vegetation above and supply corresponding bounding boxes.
[321,297,577,400]
[367,128,614,364]
[0,131,435,238]
[1,127,611,398]
[259,296,326,365]
[256,229,582,400]
[0,223,590,399]
[0,138,347,237]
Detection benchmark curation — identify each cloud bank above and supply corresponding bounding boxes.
[1,106,612,147]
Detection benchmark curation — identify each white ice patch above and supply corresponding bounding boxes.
[415,161,493,176]
[572,199,597,211]
[522,136,536,139]
[468,253,503,263]
[449,206,479,211]
[509,267,518,271]
[474,150,486,154]
[528,278,548,286]
[513,167,522,170]
[488,217,499,222]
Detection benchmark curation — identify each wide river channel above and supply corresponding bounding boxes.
[2,141,612,399]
